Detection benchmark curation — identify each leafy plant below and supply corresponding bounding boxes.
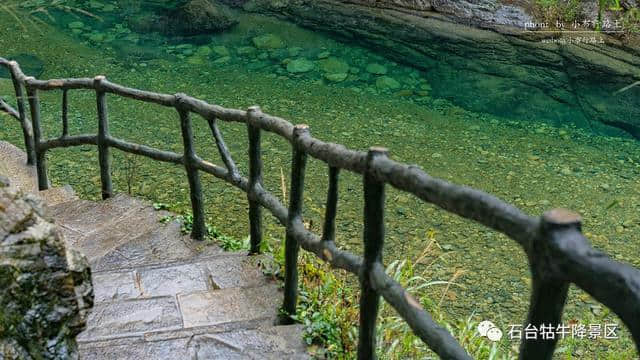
[217,234,249,251]
[534,0,582,25]
[152,205,250,251]
[622,7,640,33]
[153,202,169,210]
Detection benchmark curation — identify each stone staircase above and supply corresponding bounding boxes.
[0,141,309,359]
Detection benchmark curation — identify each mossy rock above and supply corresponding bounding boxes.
[286,58,314,73]
[318,57,349,74]
[127,0,237,36]
[237,46,257,56]
[366,63,388,75]
[252,34,285,49]
[68,21,85,29]
[0,54,45,79]
[212,46,230,57]
[376,76,401,90]
[196,46,213,57]
[324,72,348,82]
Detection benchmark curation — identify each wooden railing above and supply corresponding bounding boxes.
[1,57,639,359]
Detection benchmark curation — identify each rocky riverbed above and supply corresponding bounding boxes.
[229,0,640,139]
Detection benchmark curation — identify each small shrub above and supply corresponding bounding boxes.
[534,0,582,26]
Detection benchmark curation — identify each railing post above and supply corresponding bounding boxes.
[9,61,35,165]
[519,209,574,359]
[359,147,388,360]
[95,76,113,200]
[25,79,49,190]
[62,89,69,137]
[282,124,310,323]
[321,166,339,243]
[176,94,206,241]
[246,106,263,254]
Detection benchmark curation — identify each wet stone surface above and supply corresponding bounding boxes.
[0,143,309,359]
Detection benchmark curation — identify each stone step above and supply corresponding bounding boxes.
[0,141,37,193]
[91,218,225,273]
[40,184,78,206]
[78,284,283,343]
[0,140,77,207]
[1,140,309,358]
[92,254,272,302]
[78,324,309,359]
[49,194,169,264]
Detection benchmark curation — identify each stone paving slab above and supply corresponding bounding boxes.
[0,141,77,206]
[92,271,141,302]
[78,296,182,342]
[205,254,269,289]
[92,255,275,302]
[91,220,223,272]
[179,285,281,329]
[140,263,209,297]
[51,197,170,264]
[0,141,36,192]
[79,325,309,360]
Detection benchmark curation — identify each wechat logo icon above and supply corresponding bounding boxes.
[478,320,503,342]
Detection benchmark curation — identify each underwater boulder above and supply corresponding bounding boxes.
[212,45,230,57]
[324,72,348,82]
[0,54,45,79]
[217,0,249,7]
[127,0,237,36]
[173,0,238,35]
[376,76,401,90]
[318,57,350,74]
[287,58,315,73]
[252,34,285,49]
[366,63,387,75]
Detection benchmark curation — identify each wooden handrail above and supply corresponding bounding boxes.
[2,56,639,359]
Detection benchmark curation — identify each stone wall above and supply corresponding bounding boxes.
[0,177,93,360]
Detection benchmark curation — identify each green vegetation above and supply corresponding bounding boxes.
[534,0,582,24]
[622,7,640,33]
[533,0,640,34]
[155,207,253,251]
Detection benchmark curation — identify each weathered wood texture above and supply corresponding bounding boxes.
[2,56,639,359]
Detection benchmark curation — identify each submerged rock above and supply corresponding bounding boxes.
[287,58,315,73]
[366,63,388,75]
[252,34,285,49]
[237,46,257,56]
[324,72,348,82]
[288,47,303,56]
[68,21,84,29]
[213,55,232,64]
[317,50,331,59]
[0,183,93,359]
[318,57,350,74]
[196,45,213,57]
[243,0,640,139]
[127,0,237,36]
[376,76,401,90]
[212,45,230,57]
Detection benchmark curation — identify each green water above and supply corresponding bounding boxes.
[1,1,639,357]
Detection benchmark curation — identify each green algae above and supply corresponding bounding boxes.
[0,4,639,357]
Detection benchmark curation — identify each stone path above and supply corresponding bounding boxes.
[0,141,308,359]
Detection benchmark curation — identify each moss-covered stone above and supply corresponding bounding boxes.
[0,185,93,359]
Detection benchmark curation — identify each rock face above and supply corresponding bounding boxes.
[0,180,93,359]
[128,0,237,36]
[241,0,640,139]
